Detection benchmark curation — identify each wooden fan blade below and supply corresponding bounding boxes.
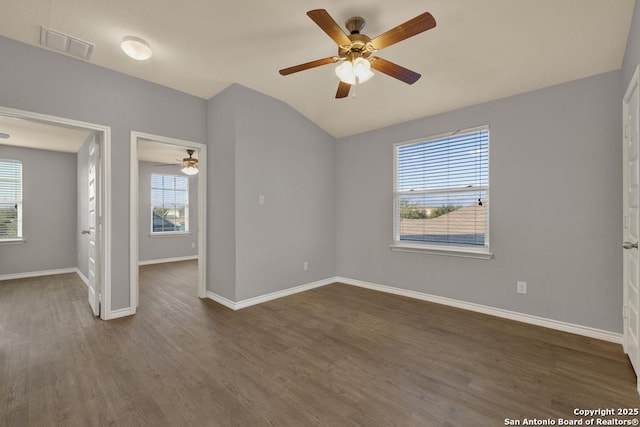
[370,57,421,84]
[336,81,351,98]
[307,9,351,46]
[370,12,436,51]
[279,57,339,75]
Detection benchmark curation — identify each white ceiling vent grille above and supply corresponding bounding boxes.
[39,27,94,61]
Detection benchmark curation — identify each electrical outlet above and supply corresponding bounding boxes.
[303,261,308,271]
[259,194,265,206]
[516,281,527,294]
[192,242,196,249]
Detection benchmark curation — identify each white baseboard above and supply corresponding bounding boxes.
[1,267,90,291]
[0,264,622,343]
[0,267,78,281]
[336,276,623,344]
[206,291,236,310]
[75,268,89,287]
[138,255,198,266]
[106,307,134,320]
[207,277,336,311]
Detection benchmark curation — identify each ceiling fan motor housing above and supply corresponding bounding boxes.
[338,32,374,61]
[182,149,197,164]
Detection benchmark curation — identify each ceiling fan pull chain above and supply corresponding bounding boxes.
[353,75,359,98]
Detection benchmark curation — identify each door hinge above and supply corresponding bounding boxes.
[624,305,630,319]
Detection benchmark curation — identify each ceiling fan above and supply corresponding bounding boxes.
[154,149,199,175]
[279,9,436,98]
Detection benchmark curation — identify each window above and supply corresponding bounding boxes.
[151,174,189,233]
[0,159,23,241]
[393,126,490,256]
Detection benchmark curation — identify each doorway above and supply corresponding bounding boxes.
[129,131,206,312]
[0,105,112,319]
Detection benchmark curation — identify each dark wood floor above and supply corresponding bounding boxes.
[1,260,639,426]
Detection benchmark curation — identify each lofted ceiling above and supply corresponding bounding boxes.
[0,0,635,138]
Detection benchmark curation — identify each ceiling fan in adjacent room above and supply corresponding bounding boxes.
[154,149,199,175]
[180,149,198,175]
[279,9,436,98]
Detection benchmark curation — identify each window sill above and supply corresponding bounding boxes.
[0,238,26,245]
[389,243,493,259]
[149,232,191,238]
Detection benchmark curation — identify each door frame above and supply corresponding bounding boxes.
[0,105,112,320]
[129,131,207,311]
[623,64,640,395]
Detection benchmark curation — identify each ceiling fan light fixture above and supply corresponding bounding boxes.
[335,58,374,85]
[121,36,152,61]
[181,164,199,176]
[353,57,372,77]
[334,61,353,84]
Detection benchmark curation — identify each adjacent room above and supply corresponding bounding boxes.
[1,0,640,425]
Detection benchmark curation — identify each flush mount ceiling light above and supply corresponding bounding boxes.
[121,36,152,60]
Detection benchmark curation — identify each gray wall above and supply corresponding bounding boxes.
[207,86,237,300]
[76,134,92,279]
[138,161,198,262]
[336,70,622,333]
[0,36,207,310]
[623,0,640,89]
[0,145,77,274]
[207,84,336,301]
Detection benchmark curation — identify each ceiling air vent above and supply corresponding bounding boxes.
[39,26,94,61]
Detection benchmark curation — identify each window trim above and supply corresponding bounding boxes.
[149,232,191,238]
[0,159,23,242]
[150,173,189,234]
[0,238,26,245]
[392,125,492,259]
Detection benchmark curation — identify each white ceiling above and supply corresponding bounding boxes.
[138,139,198,165]
[0,0,634,138]
[0,114,90,152]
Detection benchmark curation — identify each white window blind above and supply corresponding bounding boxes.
[394,126,489,249]
[0,159,23,240]
[151,174,189,233]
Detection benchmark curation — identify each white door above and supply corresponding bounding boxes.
[624,65,640,389]
[87,138,100,316]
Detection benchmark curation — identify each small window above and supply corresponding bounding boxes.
[151,174,189,233]
[0,159,23,240]
[393,126,489,254]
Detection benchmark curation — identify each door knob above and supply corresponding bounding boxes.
[81,230,90,235]
[623,241,638,249]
